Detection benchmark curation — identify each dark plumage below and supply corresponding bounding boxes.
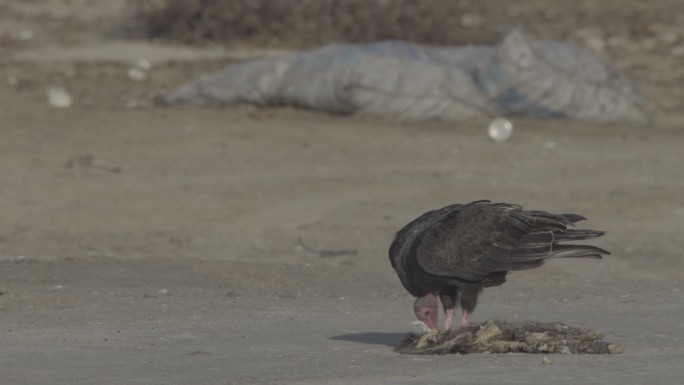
[389,200,610,331]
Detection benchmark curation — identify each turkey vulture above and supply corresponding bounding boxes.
[389,200,609,331]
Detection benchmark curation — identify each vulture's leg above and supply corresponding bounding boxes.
[439,288,458,330]
[444,308,454,331]
[461,309,470,326]
[458,286,483,326]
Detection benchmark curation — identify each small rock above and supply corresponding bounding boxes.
[136,59,152,70]
[460,13,483,28]
[573,28,607,52]
[66,154,127,173]
[658,31,679,45]
[584,36,607,52]
[127,67,147,82]
[542,356,552,365]
[47,86,73,108]
[17,30,34,41]
[543,141,557,150]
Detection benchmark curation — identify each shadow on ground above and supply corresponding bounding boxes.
[330,332,408,347]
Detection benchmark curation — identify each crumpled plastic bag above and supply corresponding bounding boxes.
[166,29,651,124]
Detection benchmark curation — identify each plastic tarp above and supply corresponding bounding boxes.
[166,29,651,124]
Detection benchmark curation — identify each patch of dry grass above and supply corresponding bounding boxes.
[396,320,623,355]
[128,0,502,47]
[128,0,684,51]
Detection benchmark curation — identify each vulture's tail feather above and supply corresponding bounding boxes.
[561,213,587,223]
[553,229,606,242]
[548,244,610,259]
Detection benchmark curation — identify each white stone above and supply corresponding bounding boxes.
[127,67,147,81]
[47,86,73,108]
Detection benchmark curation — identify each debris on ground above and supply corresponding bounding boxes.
[166,29,651,124]
[395,319,624,355]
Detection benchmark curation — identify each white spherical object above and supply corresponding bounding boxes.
[487,117,513,143]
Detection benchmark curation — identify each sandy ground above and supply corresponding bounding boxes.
[1,1,683,384]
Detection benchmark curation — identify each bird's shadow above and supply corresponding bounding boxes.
[329,332,408,347]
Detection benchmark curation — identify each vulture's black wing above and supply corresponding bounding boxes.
[414,201,609,282]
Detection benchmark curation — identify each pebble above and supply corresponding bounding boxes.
[543,141,557,150]
[17,29,34,41]
[658,31,679,45]
[584,36,607,52]
[136,59,152,70]
[127,67,147,82]
[47,86,73,108]
[460,13,483,28]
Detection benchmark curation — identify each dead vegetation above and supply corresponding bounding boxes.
[396,320,624,355]
[128,0,497,47]
[127,0,684,49]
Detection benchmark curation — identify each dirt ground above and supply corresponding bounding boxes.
[1,1,683,384]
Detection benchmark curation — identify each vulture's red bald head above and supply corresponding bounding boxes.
[413,293,439,332]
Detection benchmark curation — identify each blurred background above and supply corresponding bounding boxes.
[1,0,683,115]
[0,1,683,384]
